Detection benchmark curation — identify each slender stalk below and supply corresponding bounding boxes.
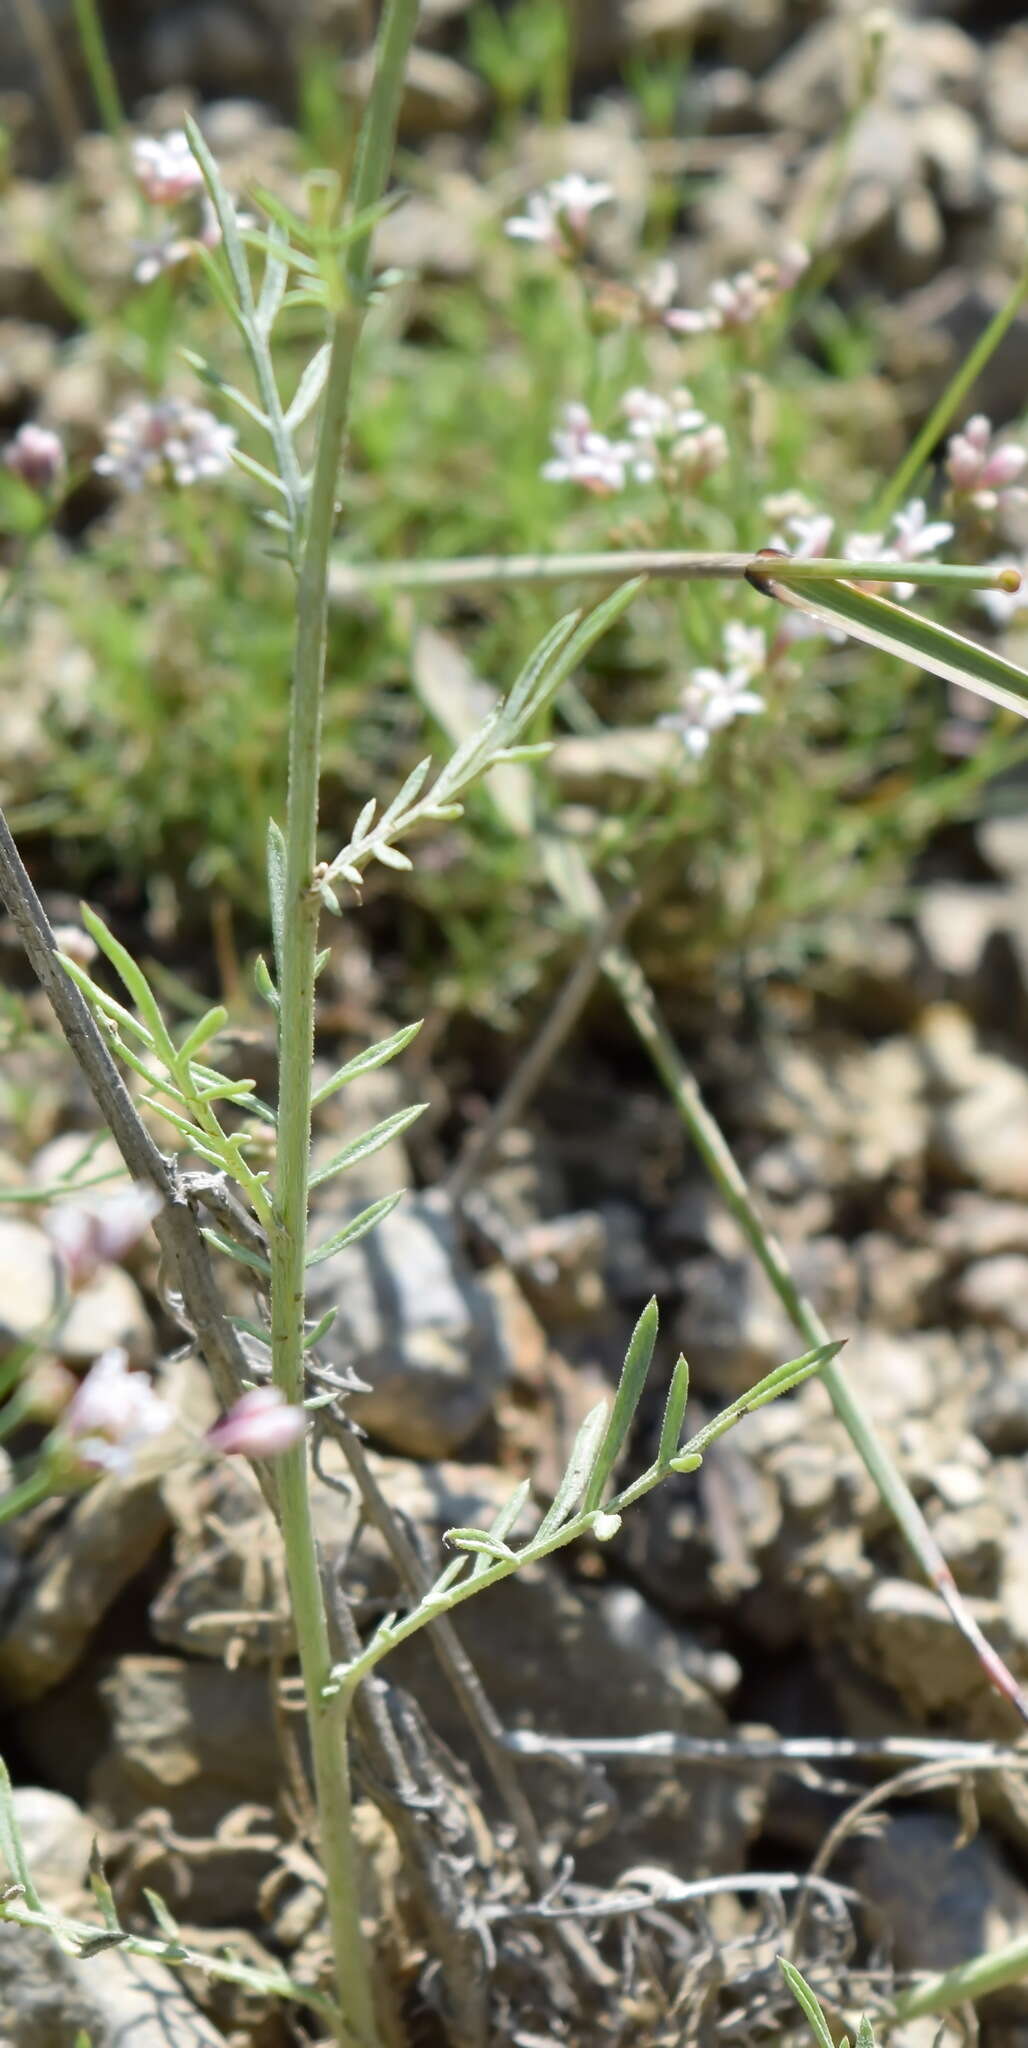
[268,5,420,2043]
[890,1935,1028,2022]
[871,260,1028,527]
[71,0,124,137]
[331,549,1014,598]
[0,1468,51,1526]
[600,940,1028,1725]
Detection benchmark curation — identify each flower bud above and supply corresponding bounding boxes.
[3,422,65,495]
[207,1386,307,1458]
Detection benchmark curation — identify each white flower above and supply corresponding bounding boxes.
[60,1347,172,1474]
[664,246,807,336]
[660,623,767,758]
[618,388,726,486]
[506,174,612,249]
[541,402,633,494]
[844,498,953,601]
[132,131,205,206]
[767,510,842,645]
[95,398,237,491]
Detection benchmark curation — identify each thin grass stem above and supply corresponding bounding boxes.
[330,550,1016,596]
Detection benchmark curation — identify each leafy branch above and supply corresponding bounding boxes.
[325,1300,842,1696]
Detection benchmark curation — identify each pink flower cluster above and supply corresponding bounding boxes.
[3,422,65,495]
[95,398,237,491]
[130,128,224,286]
[542,387,727,496]
[505,174,612,254]
[661,245,809,336]
[945,414,1027,516]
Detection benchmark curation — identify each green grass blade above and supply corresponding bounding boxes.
[657,1354,690,1467]
[767,571,1028,718]
[779,1959,837,2048]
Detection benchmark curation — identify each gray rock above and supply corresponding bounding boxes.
[58,1264,153,1366]
[0,1219,58,1350]
[0,1466,170,1701]
[0,1787,224,2046]
[853,1812,1028,2010]
[311,1192,512,1456]
[986,27,1028,154]
[955,1256,1028,1340]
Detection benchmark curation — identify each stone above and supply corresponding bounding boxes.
[986,27,1028,155]
[0,1218,58,1349]
[853,1812,1028,2011]
[58,1263,153,1366]
[89,1655,282,1921]
[311,1192,512,1457]
[955,1256,1028,1340]
[340,45,485,136]
[0,1786,225,2046]
[925,1026,1028,1200]
[0,1466,170,1701]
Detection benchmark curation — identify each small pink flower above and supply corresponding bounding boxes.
[60,1347,172,1473]
[95,399,237,491]
[207,1387,307,1458]
[945,414,1027,515]
[45,1184,162,1291]
[506,174,612,252]
[4,422,65,494]
[132,131,205,206]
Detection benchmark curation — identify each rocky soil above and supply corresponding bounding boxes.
[6,1,1028,2044]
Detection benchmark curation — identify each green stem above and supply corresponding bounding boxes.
[872,260,1028,527]
[0,1466,52,1525]
[890,1935,1028,2021]
[330,550,1013,597]
[71,0,124,140]
[599,941,1028,1724]
[269,4,420,2044]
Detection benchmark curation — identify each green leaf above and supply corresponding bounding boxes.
[683,1342,843,1460]
[283,342,331,430]
[79,905,176,1063]
[0,1753,42,1910]
[380,754,432,825]
[778,1959,837,2048]
[255,221,291,336]
[308,1103,426,1189]
[58,953,155,1046]
[305,1190,404,1266]
[201,1226,272,1277]
[657,1354,690,1467]
[470,1477,531,1577]
[854,2019,877,2048]
[88,1840,120,1929]
[186,116,256,319]
[517,578,646,728]
[266,819,287,981]
[254,954,279,1011]
[143,1888,182,1939]
[178,350,270,430]
[767,570,1028,719]
[371,842,413,871]
[177,1005,229,1066]
[534,1400,609,1542]
[582,1297,659,1514]
[444,1528,517,1564]
[311,1022,422,1108]
[302,1306,338,1350]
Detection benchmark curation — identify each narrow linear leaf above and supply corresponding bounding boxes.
[0,1755,42,1910]
[79,905,176,1061]
[231,448,290,498]
[88,1841,119,1930]
[255,221,290,336]
[58,954,155,1046]
[371,842,413,872]
[778,1959,838,2048]
[202,1226,272,1276]
[518,578,646,729]
[254,954,279,1010]
[582,1296,659,1514]
[241,230,322,278]
[185,117,255,316]
[308,1103,427,1189]
[657,1353,691,1468]
[854,2019,877,2048]
[353,796,377,840]
[505,610,581,726]
[178,351,271,430]
[143,1889,182,1939]
[284,341,331,430]
[305,1190,404,1267]
[302,1306,338,1350]
[311,1021,422,1108]
[683,1342,843,1460]
[767,571,1028,719]
[177,1005,229,1065]
[314,947,331,979]
[138,1101,223,1164]
[380,754,432,826]
[471,1477,532,1577]
[534,1400,609,1542]
[444,1528,517,1564]
[266,819,287,981]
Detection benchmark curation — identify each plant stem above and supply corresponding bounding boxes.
[268,5,419,2043]
[330,549,1013,597]
[0,1467,51,1526]
[890,1934,1028,2021]
[599,940,1028,1724]
[871,260,1028,527]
